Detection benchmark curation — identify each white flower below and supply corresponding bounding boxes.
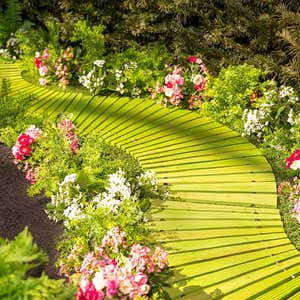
[192,74,204,85]
[138,170,157,188]
[93,271,106,291]
[63,203,81,220]
[63,173,77,184]
[93,169,131,213]
[242,108,268,137]
[288,109,296,125]
[279,85,294,98]
[291,160,300,170]
[94,60,105,68]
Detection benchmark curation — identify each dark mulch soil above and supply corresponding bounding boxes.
[0,143,62,278]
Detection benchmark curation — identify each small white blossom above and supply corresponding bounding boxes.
[94,59,105,68]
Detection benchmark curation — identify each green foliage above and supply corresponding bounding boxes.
[103,45,170,96]
[27,120,79,197]
[0,0,21,46]
[0,228,75,299]
[70,20,105,64]
[204,64,266,132]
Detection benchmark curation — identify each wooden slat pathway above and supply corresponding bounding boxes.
[1,64,300,299]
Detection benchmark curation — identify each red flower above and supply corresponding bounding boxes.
[166,82,173,88]
[19,145,31,156]
[188,56,197,63]
[76,283,103,300]
[15,152,23,161]
[18,134,34,146]
[34,57,42,69]
[286,150,300,169]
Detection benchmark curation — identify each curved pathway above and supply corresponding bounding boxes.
[1,64,300,299]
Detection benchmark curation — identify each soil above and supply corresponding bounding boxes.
[0,143,62,278]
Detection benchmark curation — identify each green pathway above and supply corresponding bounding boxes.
[1,64,300,299]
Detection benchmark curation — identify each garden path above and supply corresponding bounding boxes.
[1,64,300,299]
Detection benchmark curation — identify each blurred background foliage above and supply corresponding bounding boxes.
[1,0,300,86]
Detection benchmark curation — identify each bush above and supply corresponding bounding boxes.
[203,64,267,132]
[0,228,75,299]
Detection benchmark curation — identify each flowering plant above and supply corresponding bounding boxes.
[278,177,300,223]
[57,118,80,154]
[79,60,106,95]
[153,55,209,108]
[34,47,79,87]
[76,227,168,300]
[286,150,300,170]
[12,125,42,184]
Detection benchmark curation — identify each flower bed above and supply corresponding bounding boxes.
[3,108,171,299]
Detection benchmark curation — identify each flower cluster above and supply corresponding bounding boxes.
[34,47,79,87]
[138,170,157,189]
[58,118,80,154]
[12,125,42,184]
[154,55,209,108]
[34,48,50,86]
[286,150,300,170]
[55,47,76,88]
[47,173,83,227]
[242,108,270,138]
[278,177,300,223]
[79,60,106,94]
[76,227,168,300]
[93,169,132,213]
[0,34,21,60]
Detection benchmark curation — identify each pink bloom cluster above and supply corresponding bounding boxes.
[55,47,74,88]
[154,55,208,108]
[12,126,42,184]
[160,67,184,106]
[187,56,208,110]
[278,177,300,223]
[76,227,168,300]
[35,49,49,86]
[58,119,79,154]
[286,150,300,170]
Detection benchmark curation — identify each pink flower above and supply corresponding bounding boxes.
[25,168,36,184]
[39,78,49,86]
[58,77,69,87]
[76,282,104,300]
[101,227,127,253]
[39,65,48,76]
[106,280,118,298]
[42,48,49,60]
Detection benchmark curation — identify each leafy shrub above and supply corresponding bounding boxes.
[79,45,170,97]
[70,20,105,64]
[0,0,21,47]
[203,64,267,132]
[0,227,75,299]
